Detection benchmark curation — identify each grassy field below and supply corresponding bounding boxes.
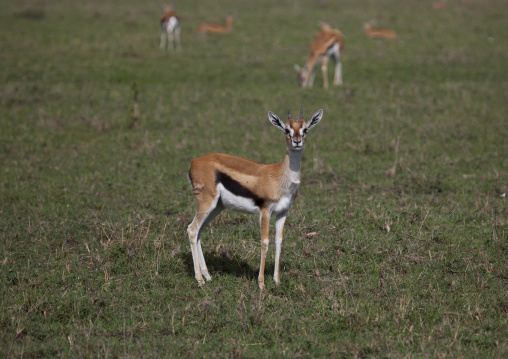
[1,0,507,357]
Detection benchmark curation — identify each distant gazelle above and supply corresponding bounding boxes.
[187,107,323,289]
[196,15,233,35]
[294,22,345,89]
[363,20,397,39]
[160,6,181,51]
[432,0,446,9]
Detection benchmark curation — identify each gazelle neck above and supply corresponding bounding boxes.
[285,148,303,184]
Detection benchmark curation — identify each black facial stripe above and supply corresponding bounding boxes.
[215,171,265,208]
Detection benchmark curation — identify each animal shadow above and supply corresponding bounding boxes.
[181,250,258,282]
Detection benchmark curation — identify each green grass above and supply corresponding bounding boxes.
[1,0,507,357]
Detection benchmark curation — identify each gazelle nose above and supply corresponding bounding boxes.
[293,135,302,143]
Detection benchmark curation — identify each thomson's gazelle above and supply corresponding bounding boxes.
[196,15,233,35]
[362,20,397,40]
[160,6,181,51]
[187,107,323,289]
[294,22,345,89]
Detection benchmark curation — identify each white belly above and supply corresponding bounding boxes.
[327,42,339,57]
[218,184,260,214]
[217,184,295,216]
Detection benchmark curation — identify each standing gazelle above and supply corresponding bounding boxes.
[160,6,181,51]
[187,107,323,289]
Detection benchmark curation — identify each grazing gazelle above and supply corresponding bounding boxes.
[160,6,181,51]
[363,20,397,39]
[294,22,345,89]
[187,107,323,289]
[196,15,233,35]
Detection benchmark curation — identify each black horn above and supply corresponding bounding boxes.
[288,107,292,119]
[299,106,304,119]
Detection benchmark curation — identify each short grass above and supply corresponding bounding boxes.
[1,0,507,357]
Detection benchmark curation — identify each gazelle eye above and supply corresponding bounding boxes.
[303,128,308,134]
[285,128,290,134]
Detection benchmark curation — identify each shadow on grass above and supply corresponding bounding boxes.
[181,252,258,282]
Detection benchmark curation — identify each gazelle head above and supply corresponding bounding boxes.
[268,107,323,152]
[294,65,311,88]
[363,19,376,32]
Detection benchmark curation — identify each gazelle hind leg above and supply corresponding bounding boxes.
[160,31,166,49]
[187,217,204,285]
[195,201,224,281]
[334,60,342,86]
[321,56,329,89]
[167,30,174,51]
[187,195,221,285]
[196,233,211,281]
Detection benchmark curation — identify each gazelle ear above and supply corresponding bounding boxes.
[294,64,301,73]
[268,112,286,133]
[306,109,323,131]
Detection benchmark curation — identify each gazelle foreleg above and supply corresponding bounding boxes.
[333,49,342,86]
[321,56,329,89]
[273,211,287,284]
[333,60,343,86]
[258,209,271,289]
[167,30,174,51]
[159,31,166,49]
[308,71,316,88]
[174,27,181,51]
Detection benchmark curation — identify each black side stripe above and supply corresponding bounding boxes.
[326,42,335,51]
[215,170,265,208]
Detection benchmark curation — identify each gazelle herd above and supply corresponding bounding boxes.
[160,6,407,92]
